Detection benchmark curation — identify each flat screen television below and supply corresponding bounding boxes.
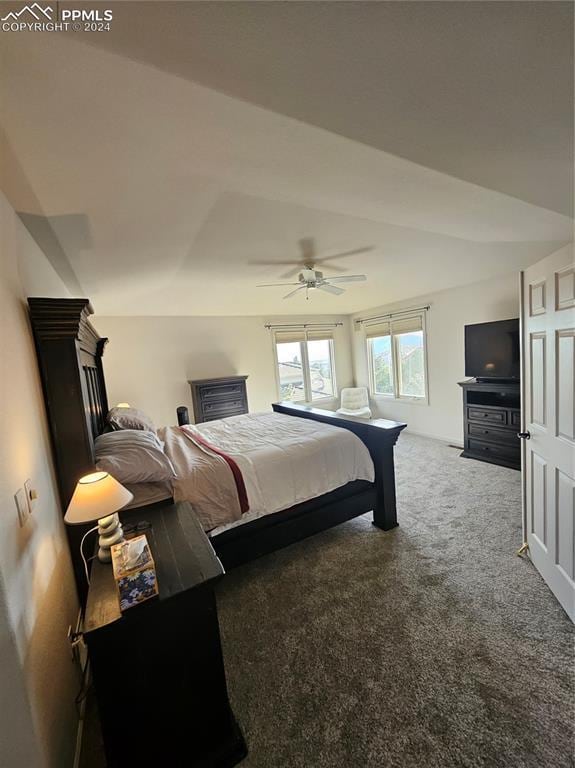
[464,318,520,380]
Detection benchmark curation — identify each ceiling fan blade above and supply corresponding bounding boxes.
[252,246,373,271]
[283,286,306,299]
[298,237,316,260]
[278,247,374,278]
[249,259,305,266]
[257,282,302,288]
[317,283,345,296]
[308,261,349,274]
[279,265,306,279]
[306,247,373,274]
[326,274,367,283]
[315,246,373,264]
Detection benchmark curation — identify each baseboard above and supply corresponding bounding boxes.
[402,427,462,448]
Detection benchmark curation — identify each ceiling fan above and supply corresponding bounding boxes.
[257,265,367,299]
[249,237,373,279]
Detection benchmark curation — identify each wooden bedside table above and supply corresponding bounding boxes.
[83,500,247,768]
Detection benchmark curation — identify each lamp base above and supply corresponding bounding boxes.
[97,513,124,563]
[97,547,113,563]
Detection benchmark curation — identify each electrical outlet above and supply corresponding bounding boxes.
[14,488,28,527]
[24,479,36,514]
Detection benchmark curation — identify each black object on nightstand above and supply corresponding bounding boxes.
[83,501,247,768]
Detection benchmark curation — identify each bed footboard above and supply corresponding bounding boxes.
[272,402,406,530]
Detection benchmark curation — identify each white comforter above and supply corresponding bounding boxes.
[188,411,375,534]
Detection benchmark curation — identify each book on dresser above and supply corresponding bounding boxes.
[458,378,521,470]
[189,375,249,423]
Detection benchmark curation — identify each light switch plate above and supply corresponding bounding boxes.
[15,488,28,527]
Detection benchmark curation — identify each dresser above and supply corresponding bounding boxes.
[459,378,521,470]
[189,376,249,423]
[83,501,247,768]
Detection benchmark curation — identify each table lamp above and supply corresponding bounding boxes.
[65,471,134,565]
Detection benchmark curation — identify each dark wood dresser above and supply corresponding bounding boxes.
[83,501,247,768]
[459,379,521,470]
[189,376,248,423]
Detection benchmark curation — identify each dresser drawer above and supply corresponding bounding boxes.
[510,410,521,427]
[467,407,507,425]
[467,437,519,460]
[201,398,246,418]
[199,383,245,400]
[468,423,518,444]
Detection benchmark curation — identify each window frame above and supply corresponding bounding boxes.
[272,331,338,404]
[366,312,429,404]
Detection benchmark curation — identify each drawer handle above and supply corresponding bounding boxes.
[517,431,531,440]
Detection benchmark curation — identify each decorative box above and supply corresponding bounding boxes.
[111,534,159,611]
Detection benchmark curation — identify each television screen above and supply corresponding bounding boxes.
[465,318,520,379]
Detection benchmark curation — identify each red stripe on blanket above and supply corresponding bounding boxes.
[179,427,250,514]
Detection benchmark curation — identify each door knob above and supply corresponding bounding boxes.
[517,431,531,440]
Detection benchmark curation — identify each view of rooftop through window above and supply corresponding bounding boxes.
[276,338,335,402]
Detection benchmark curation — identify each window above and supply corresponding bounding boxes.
[366,314,427,400]
[274,330,336,403]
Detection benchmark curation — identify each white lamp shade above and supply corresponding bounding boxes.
[65,471,134,525]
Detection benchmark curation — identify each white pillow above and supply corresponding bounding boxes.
[95,430,176,484]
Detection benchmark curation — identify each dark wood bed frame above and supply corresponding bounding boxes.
[28,297,406,603]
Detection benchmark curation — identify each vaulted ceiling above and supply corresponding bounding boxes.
[1,1,572,315]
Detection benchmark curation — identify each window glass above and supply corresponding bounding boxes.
[307,339,335,400]
[397,331,425,398]
[369,336,394,396]
[276,341,306,401]
[366,314,427,400]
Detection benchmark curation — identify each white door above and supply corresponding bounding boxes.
[521,244,575,622]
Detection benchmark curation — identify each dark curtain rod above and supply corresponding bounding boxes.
[355,305,430,326]
[264,322,344,330]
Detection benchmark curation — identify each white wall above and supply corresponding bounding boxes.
[351,272,521,444]
[0,192,79,767]
[94,314,353,427]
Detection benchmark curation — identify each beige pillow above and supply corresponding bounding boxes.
[107,406,155,432]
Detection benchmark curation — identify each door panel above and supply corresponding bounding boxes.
[555,266,575,310]
[530,453,547,549]
[529,279,546,315]
[555,470,574,581]
[556,330,574,442]
[522,244,575,623]
[530,333,547,427]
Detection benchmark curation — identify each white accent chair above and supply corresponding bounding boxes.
[337,387,372,419]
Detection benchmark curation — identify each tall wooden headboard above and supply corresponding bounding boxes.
[29,298,109,601]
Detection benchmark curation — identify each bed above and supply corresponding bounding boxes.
[28,297,406,602]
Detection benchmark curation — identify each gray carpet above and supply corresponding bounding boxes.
[216,433,575,768]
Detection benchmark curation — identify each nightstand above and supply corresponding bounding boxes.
[83,500,247,768]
